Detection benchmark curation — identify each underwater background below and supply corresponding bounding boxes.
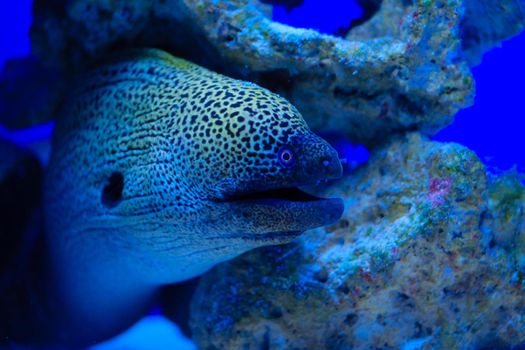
[0,0,524,349]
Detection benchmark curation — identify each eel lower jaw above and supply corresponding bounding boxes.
[216,187,344,242]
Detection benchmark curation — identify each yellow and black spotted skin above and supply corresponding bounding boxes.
[44,49,343,288]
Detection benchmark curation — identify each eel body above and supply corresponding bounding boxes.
[6,49,344,346]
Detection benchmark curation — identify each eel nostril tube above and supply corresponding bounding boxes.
[320,156,342,179]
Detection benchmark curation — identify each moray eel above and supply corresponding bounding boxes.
[9,49,343,346]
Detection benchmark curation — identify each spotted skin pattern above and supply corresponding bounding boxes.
[40,49,342,345]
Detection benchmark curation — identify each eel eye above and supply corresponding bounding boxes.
[277,146,296,168]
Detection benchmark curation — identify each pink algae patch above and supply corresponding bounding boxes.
[427,177,452,206]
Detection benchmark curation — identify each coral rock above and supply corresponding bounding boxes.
[189,133,525,350]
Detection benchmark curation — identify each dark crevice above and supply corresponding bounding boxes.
[219,187,322,204]
[269,307,283,318]
[460,21,481,52]
[260,327,271,350]
[256,69,295,97]
[260,0,304,12]
[344,313,358,327]
[396,93,425,116]
[0,145,43,281]
[333,86,426,117]
[333,86,382,101]
[96,17,239,81]
[159,277,201,338]
[476,337,523,350]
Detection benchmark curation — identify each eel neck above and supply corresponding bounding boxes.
[43,232,161,347]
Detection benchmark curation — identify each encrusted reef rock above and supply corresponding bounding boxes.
[349,0,525,66]
[189,133,525,350]
[481,172,525,258]
[1,0,521,144]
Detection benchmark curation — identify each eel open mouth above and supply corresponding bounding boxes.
[223,187,324,203]
[214,184,344,241]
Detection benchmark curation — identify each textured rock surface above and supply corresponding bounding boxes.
[4,0,522,144]
[189,133,525,350]
[350,0,525,65]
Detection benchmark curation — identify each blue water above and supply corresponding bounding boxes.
[0,1,31,70]
[0,1,524,348]
[433,32,525,173]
